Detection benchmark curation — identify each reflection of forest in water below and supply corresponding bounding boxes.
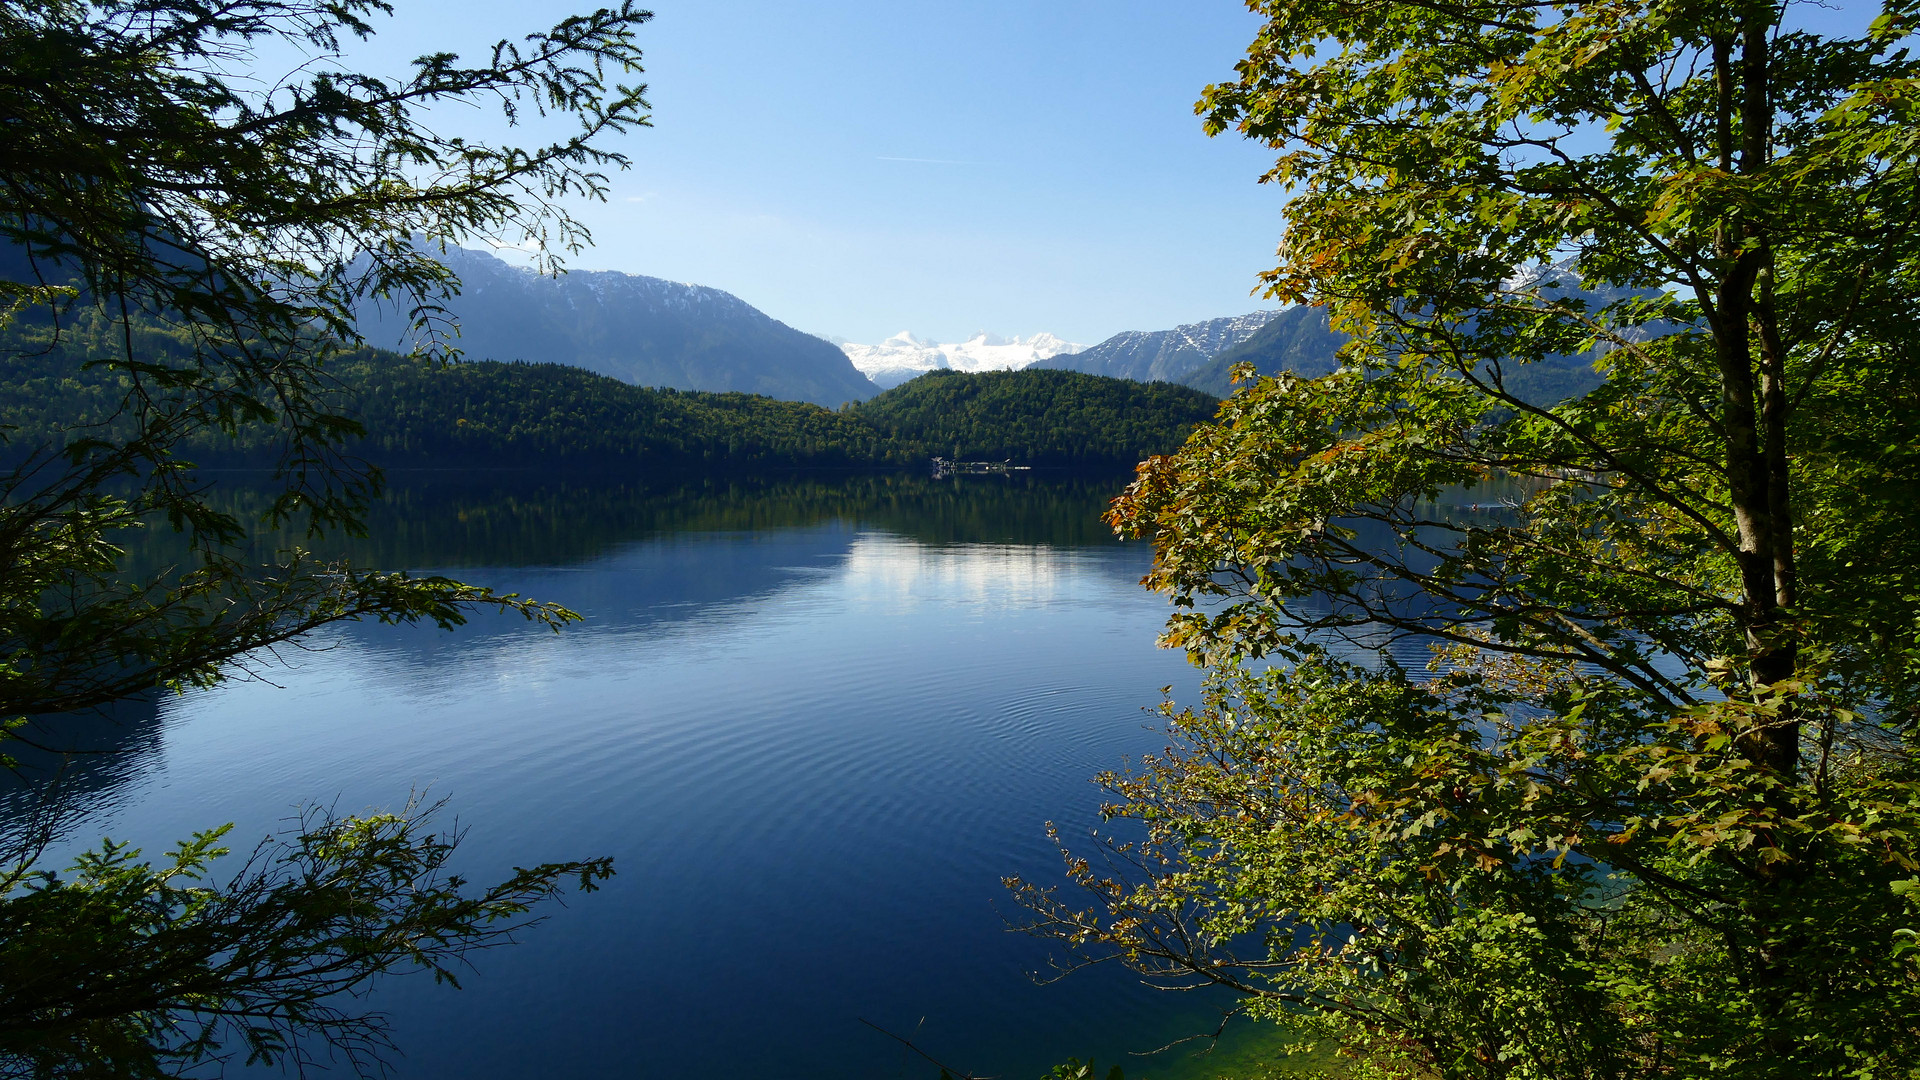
[1,694,164,845]
[1,465,1579,1078]
[128,467,1137,574]
[11,466,1548,853]
[7,468,1140,845]
[114,464,1543,578]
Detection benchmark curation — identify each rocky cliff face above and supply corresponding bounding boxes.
[354,245,879,407]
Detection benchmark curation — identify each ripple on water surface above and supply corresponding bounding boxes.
[42,490,1251,1080]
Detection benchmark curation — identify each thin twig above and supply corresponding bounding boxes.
[857,1018,996,1080]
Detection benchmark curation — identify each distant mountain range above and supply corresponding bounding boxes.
[353,245,879,408]
[835,331,1085,389]
[1048,296,1607,405]
[1037,311,1282,383]
[342,246,1602,410]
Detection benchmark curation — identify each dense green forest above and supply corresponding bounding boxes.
[1,310,1221,472]
[852,367,1221,468]
[337,349,903,466]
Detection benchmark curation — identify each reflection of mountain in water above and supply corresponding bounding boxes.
[328,522,866,658]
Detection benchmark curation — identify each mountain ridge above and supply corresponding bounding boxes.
[353,245,879,408]
[1182,306,1348,396]
[1038,310,1282,383]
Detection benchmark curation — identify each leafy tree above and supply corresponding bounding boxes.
[1012,2,1920,1077]
[0,0,647,1071]
[0,800,612,1079]
[2,0,652,718]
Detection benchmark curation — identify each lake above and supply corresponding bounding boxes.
[17,470,1307,1079]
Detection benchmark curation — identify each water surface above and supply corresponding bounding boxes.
[23,472,1289,1079]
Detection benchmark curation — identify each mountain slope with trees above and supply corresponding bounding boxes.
[852,368,1220,469]
[1,311,1215,471]
[1179,305,1348,396]
[1184,300,1612,402]
[354,243,879,408]
[339,350,899,466]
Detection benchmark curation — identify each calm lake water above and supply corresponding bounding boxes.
[20,470,1306,1079]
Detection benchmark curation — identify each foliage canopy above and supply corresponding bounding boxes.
[1013,2,1920,1076]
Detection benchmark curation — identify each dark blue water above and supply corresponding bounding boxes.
[27,472,1289,1079]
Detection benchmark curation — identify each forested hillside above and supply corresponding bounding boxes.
[338,351,900,466]
[1,313,1216,472]
[852,368,1220,468]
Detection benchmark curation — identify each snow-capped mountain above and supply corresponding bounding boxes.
[1038,311,1283,383]
[837,331,1085,390]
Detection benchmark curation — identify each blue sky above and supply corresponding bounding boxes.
[346,2,1284,345]
[335,1,1884,346]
